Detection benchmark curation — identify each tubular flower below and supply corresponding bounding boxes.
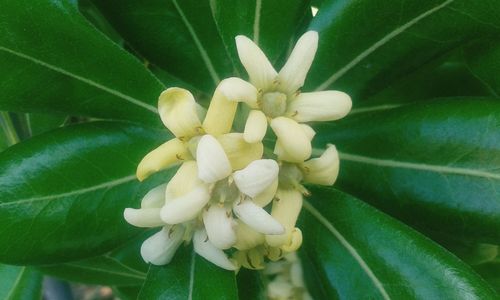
[224,31,352,163]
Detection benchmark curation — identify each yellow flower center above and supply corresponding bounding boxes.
[261,92,287,118]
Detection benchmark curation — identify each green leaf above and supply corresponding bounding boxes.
[0,265,42,300]
[91,0,234,94]
[236,269,266,300]
[138,246,238,300]
[210,0,311,71]
[0,0,164,125]
[314,99,500,242]
[308,0,500,100]
[474,260,500,293]
[465,39,500,96]
[26,113,67,136]
[300,187,498,299]
[0,121,174,264]
[0,112,19,151]
[114,285,142,300]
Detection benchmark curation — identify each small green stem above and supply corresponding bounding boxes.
[0,111,20,146]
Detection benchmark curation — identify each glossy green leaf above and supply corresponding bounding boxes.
[465,39,500,96]
[0,265,42,300]
[138,246,238,300]
[314,99,500,242]
[0,121,174,264]
[308,0,500,100]
[300,187,498,299]
[26,113,67,136]
[0,0,164,125]
[210,0,311,71]
[237,269,266,300]
[91,0,234,94]
[474,260,500,293]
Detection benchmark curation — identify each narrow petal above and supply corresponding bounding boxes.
[136,138,191,181]
[158,88,204,139]
[235,35,277,90]
[281,228,303,252]
[197,135,232,183]
[233,199,284,235]
[193,229,237,271]
[233,248,265,270]
[140,225,185,265]
[217,133,263,170]
[160,184,210,224]
[233,159,279,197]
[165,161,202,199]
[271,117,312,162]
[234,220,265,250]
[266,189,303,248]
[287,91,352,122]
[218,77,259,107]
[203,205,236,250]
[124,208,163,228]
[244,110,268,143]
[141,183,167,208]
[252,178,278,207]
[300,145,340,186]
[277,31,318,94]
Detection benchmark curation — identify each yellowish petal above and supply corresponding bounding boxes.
[123,208,163,228]
[244,110,268,143]
[300,145,340,186]
[235,35,278,90]
[287,91,352,122]
[217,133,263,170]
[158,88,204,139]
[165,161,202,199]
[136,138,191,181]
[197,135,232,183]
[234,220,265,250]
[271,117,312,162]
[266,189,303,248]
[252,178,278,207]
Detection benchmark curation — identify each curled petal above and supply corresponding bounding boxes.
[217,133,263,170]
[281,228,303,252]
[197,135,232,183]
[124,208,163,228]
[266,189,303,248]
[233,200,284,235]
[141,183,167,208]
[219,77,259,107]
[235,35,277,90]
[160,184,210,224]
[300,145,340,186]
[271,117,312,162]
[252,178,278,207]
[244,110,268,143]
[140,225,185,265]
[165,161,202,199]
[203,205,236,250]
[233,159,279,197]
[287,91,352,122]
[278,31,318,94]
[234,220,265,250]
[158,88,204,139]
[233,249,265,270]
[300,124,316,140]
[193,229,237,271]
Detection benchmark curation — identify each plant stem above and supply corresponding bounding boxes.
[0,111,20,146]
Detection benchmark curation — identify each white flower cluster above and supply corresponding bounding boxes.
[124,31,351,271]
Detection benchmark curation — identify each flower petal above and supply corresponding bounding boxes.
[158,88,204,139]
[160,184,210,224]
[136,138,191,181]
[203,205,236,250]
[141,183,167,208]
[244,110,268,143]
[233,199,284,235]
[197,135,232,183]
[140,225,185,265]
[287,91,352,122]
[124,208,163,228]
[165,161,202,200]
[219,77,259,107]
[234,220,265,250]
[233,159,279,197]
[252,178,278,207]
[193,229,237,271]
[266,189,303,248]
[277,31,318,94]
[235,35,277,90]
[217,133,263,170]
[270,117,312,162]
[300,145,340,185]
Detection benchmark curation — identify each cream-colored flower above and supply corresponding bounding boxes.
[224,31,352,163]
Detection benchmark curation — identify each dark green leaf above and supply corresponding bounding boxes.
[300,187,498,299]
[0,0,164,125]
[0,121,174,264]
[465,39,500,96]
[114,285,142,300]
[26,113,67,136]
[138,246,238,300]
[92,0,234,94]
[0,112,19,151]
[314,99,500,242]
[474,260,500,293]
[237,268,266,300]
[0,265,42,300]
[210,0,311,71]
[308,0,500,100]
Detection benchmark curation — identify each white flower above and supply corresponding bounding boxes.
[140,225,185,265]
[222,31,351,163]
